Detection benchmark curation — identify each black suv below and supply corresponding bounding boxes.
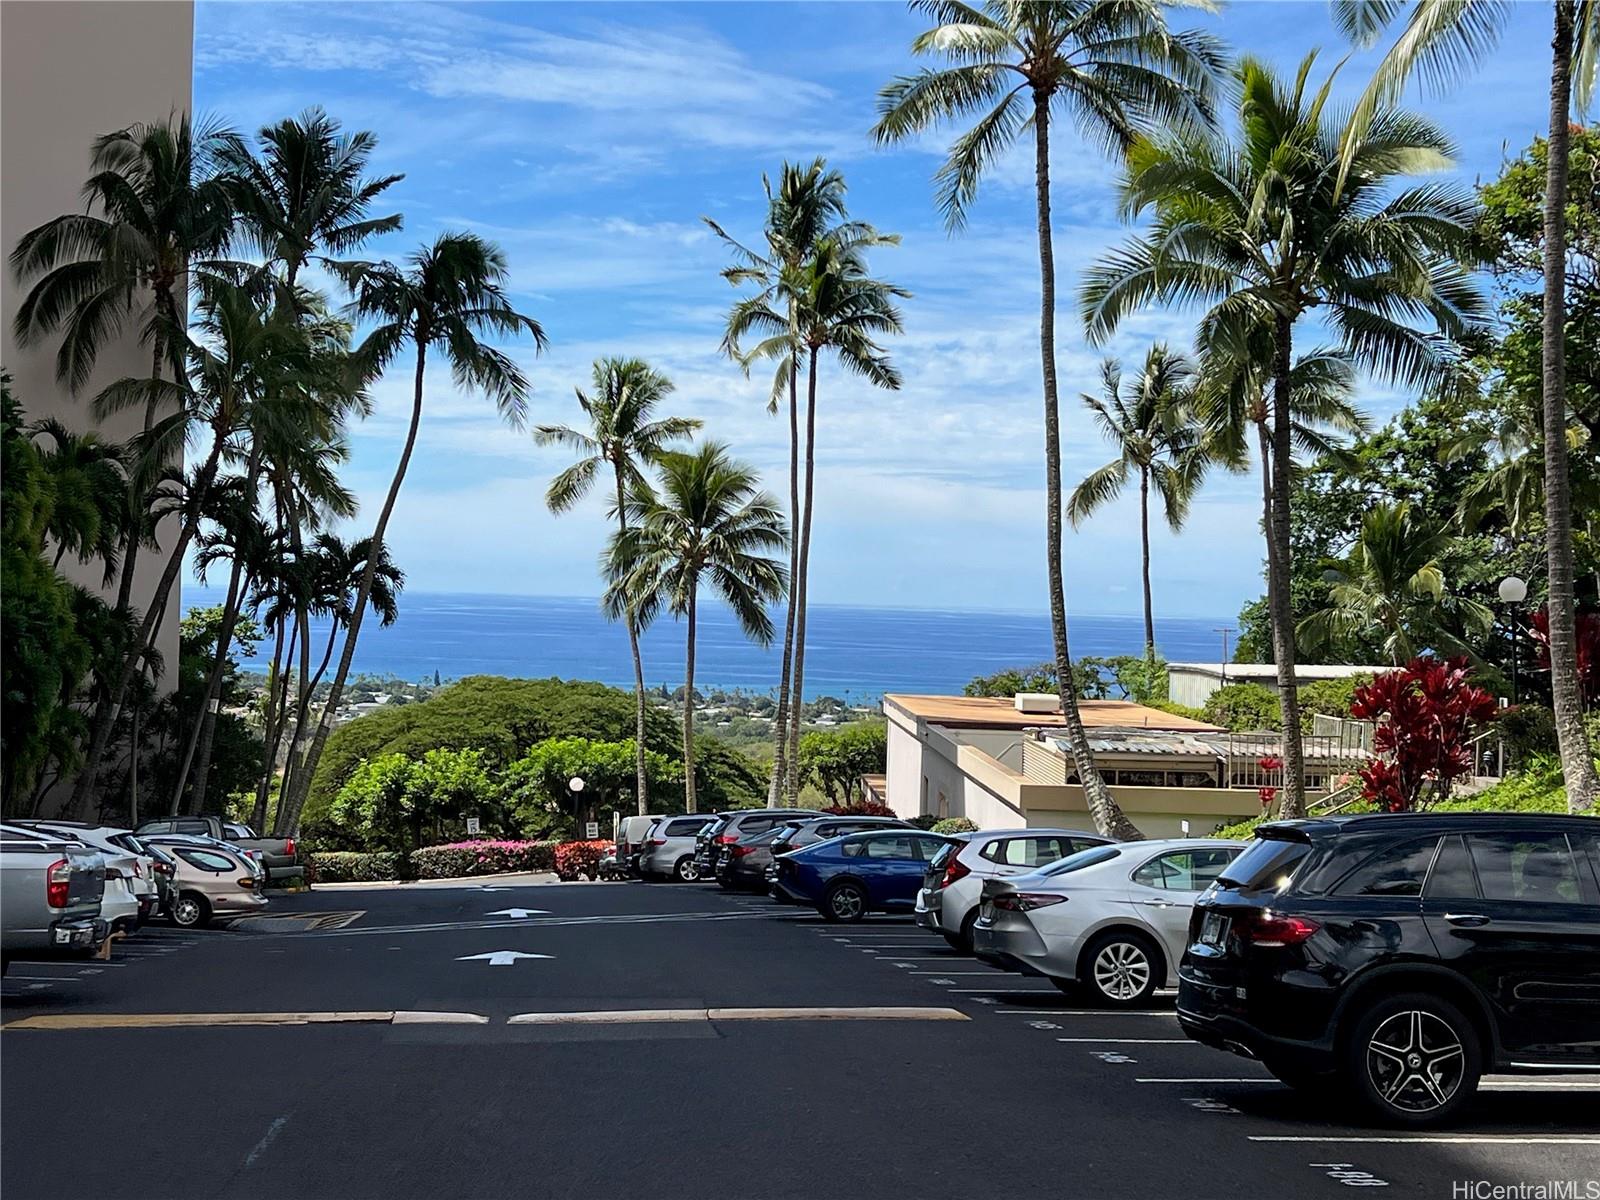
[1178,813,1600,1126]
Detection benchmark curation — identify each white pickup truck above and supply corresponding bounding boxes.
[135,817,304,886]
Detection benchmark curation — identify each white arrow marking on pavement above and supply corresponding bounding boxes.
[456,950,552,966]
[485,908,550,919]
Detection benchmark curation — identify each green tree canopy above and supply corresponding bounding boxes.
[798,723,887,807]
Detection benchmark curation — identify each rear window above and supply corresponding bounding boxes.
[772,823,803,842]
[735,816,779,836]
[1039,845,1122,876]
[664,818,706,837]
[1219,836,1311,892]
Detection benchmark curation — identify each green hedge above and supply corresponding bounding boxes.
[308,851,400,882]
[931,817,979,834]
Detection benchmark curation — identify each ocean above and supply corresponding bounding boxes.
[183,589,1233,702]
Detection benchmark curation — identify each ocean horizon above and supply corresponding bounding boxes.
[184,589,1235,702]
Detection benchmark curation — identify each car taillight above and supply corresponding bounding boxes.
[1241,913,1320,947]
[715,834,738,845]
[285,838,296,858]
[939,856,971,889]
[990,892,1067,912]
[104,868,119,881]
[650,837,666,846]
[131,861,143,878]
[46,858,71,907]
[732,844,755,858]
[238,877,257,890]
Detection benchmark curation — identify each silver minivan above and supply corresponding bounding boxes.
[638,815,716,881]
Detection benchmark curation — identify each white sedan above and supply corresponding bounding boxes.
[972,838,1243,1006]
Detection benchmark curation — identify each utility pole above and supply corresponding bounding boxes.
[1213,627,1234,685]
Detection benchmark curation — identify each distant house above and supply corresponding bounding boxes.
[1167,663,1388,709]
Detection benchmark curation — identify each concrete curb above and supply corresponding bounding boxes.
[309,871,561,891]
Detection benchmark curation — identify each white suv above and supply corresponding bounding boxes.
[915,828,1112,951]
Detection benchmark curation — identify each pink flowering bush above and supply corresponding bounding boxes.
[409,839,558,879]
[554,839,610,881]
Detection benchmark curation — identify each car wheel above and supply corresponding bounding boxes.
[674,856,701,882]
[1080,931,1161,1007]
[1344,992,1482,1127]
[954,909,981,954]
[822,880,868,923]
[170,892,211,929]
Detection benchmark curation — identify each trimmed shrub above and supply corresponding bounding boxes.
[820,800,894,816]
[554,839,610,881]
[930,816,979,834]
[308,851,400,882]
[1202,682,1282,731]
[907,814,942,831]
[409,839,558,879]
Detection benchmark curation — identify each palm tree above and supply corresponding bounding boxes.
[1066,345,1202,655]
[1080,53,1486,816]
[535,357,700,815]
[28,419,128,581]
[1299,500,1494,665]
[707,158,891,807]
[275,233,545,836]
[873,0,1223,841]
[604,443,787,813]
[1329,0,1600,810]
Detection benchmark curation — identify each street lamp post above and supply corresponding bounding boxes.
[568,775,586,838]
[1498,576,1528,704]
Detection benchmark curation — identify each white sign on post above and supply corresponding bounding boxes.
[584,821,600,839]
[466,817,481,836]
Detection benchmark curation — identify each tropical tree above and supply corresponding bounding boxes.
[1080,53,1486,816]
[1298,500,1494,666]
[276,233,545,836]
[535,357,699,816]
[707,158,893,807]
[1066,345,1202,654]
[873,0,1224,841]
[1329,0,1600,809]
[27,418,128,579]
[604,443,788,813]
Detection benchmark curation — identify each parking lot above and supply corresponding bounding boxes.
[3,878,1596,1199]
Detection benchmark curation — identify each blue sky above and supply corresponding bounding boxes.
[194,0,1556,620]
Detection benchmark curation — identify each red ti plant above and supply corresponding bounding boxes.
[1526,607,1600,705]
[1349,657,1498,812]
[1256,755,1283,810]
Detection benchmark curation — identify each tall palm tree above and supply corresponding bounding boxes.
[276,233,545,835]
[28,419,128,581]
[707,158,891,806]
[1330,0,1599,810]
[535,357,700,815]
[873,0,1223,841]
[604,443,788,813]
[726,238,907,803]
[1080,53,1486,816]
[1299,500,1494,665]
[1066,345,1202,654]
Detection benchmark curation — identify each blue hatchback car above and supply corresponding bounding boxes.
[772,830,955,922]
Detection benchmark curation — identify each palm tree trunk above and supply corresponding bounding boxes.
[769,352,801,808]
[276,619,340,836]
[251,615,290,832]
[1269,315,1307,817]
[1031,90,1142,842]
[279,341,429,836]
[1139,465,1154,655]
[69,437,222,812]
[168,552,245,815]
[1542,0,1600,814]
[614,464,650,816]
[785,346,820,805]
[684,580,699,814]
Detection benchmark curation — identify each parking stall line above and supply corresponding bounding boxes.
[996,1009,1179,1016]
[1056,1038,1191,1044]
[1249,1135,1600,1145]
[911,971,1007,976]
[1134,1077,1277,1084]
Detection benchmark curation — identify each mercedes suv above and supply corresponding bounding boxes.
[1178,813,1600,1127]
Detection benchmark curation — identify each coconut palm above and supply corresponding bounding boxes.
[1298,500,1494,665]
[1080,53,1486,816]
[1330,1,1600,811]
[535,357,700,815]
[873,0,1224,842]
[28,419,128,581]
[275,233,545,836]
[604,443,787,813]
[1066,345,1203,655]
[707,158,893,807]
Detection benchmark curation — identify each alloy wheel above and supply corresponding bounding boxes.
[676,859,700,882]
[1092,941,1151,1001]
[830,886,864,920]
[1365,1009,1466,1114]
[172,897,201,927]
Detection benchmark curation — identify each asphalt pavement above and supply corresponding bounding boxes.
[3,878,1596,1199]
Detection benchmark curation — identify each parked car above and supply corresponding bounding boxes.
[139,831,267,885]
[135,815,302,885]
[917,828,1114,952]
[1,825,107,971]
[1178,814,1600,1127]
[716,827,786,891]
[16,821,162,930]
[743,815,913,894]
[639,816,717,881]
[149,840,268,927]
[974,838,1242,1006]
[695,808,818,879]
[617,814,663,876]
[771,829,955,922]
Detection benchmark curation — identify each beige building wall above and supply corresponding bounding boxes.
[2,0,195,683]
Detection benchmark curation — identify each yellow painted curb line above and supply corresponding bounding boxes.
[507,1006,970,1025]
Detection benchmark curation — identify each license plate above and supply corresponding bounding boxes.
[1199,911,1230,947]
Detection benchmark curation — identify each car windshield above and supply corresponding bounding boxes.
[1220,835,1311,892]
[1038,845,1122,876]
